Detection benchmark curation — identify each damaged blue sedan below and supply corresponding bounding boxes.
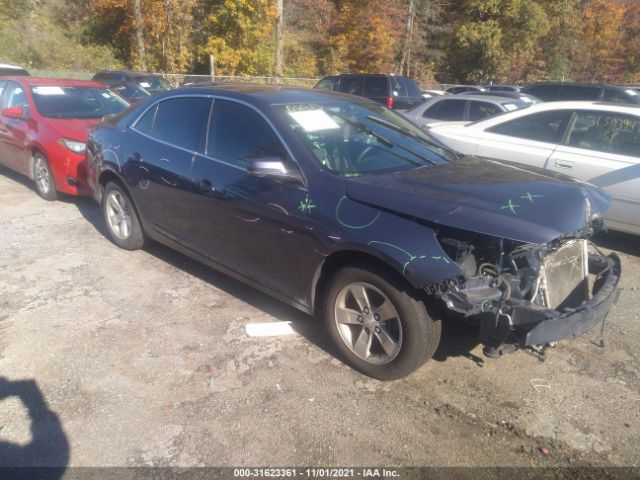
[86,86,621,379]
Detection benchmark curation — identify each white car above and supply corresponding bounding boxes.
[429,101,640,235]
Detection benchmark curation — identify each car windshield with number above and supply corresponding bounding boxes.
[30,86,130,119]
[281,101,456,176]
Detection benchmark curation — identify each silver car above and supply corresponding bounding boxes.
[402,94,530,129]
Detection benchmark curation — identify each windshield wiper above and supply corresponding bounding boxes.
[367,114,460,159]
[332,112,436,165]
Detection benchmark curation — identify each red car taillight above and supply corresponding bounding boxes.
[386,96,394,109]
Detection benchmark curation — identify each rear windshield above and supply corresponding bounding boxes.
[0,68,29,76]
[30,85,130,119]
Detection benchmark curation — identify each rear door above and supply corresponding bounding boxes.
[362,75,388,106]
[465,109,573,168]
[548,110,640,233]
[127,96,211,244]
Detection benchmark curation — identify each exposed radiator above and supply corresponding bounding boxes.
[540,239,589,309]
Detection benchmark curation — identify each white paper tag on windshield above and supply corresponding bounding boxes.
[503,103,519,111]
[138,82,151,88]
[288,109,340,132]
[33,86,65,96]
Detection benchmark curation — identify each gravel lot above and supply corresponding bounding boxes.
[1,165,639,470]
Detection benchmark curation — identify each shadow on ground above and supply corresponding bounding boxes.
[0,377,68,478]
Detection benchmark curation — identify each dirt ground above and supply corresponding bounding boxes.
[1,165,639,471]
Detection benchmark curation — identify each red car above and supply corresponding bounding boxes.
[0,77,130,199]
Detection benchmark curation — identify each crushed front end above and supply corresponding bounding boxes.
[430,224,621,356]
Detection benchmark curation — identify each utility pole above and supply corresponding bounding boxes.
[134,0,147,71]
[275,0,284,84]
[398,0,416,76]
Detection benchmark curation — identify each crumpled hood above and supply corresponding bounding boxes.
[343,156,611,244]
[44,118,101,142]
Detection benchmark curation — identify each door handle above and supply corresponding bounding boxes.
[555,160,573,169]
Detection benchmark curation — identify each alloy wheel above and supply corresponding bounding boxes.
[105,190,133,240]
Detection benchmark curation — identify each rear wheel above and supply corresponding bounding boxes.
[324,266,441,380]
[33,152,57,201]
[102,181,145,250]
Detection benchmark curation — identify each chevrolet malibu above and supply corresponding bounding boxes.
[87,86,621,379]
[0,77,129,199]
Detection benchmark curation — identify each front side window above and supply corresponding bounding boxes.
[403,78,421,97]
[566,111,640,156]
[30,86,129,119]
[208,100,288,167]
[468,101,502,121]
[150,97,211,151]
[281,100,455,176]
[4,83,27,109]
[488,110,573,144]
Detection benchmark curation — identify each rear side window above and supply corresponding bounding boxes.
[389,76,408,97]
[363,76,388,97]
[148,97,211,151]
[524,84,561,101]
[424,99,466,121]
[134,103,157,135]
[208,100,288,168]
[488,110,572,143]
[0,81,6,100]
[468,101,501,121]
[402,78,421,97]
[566,110,640,156]
[558,85,600,101]
[336,77,363,96]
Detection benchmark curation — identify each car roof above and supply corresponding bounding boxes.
[0,76,106,87]
[524,81,629,90]
[0,63,26,69]
[96,70,162,77]
[450,94,525,103]
[170,84,372,106]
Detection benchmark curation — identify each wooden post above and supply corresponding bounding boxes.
[209,54,216,81]
[275,0,284,84]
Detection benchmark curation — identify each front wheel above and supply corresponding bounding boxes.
[33,152,57,201]
[324,266,441,380]
[102,181,145,250]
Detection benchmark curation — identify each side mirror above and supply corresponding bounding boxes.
[247,157,304,185]
[2,105,28,120]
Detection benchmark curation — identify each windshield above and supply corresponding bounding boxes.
[134,75,172,91]
[280,101,457,176]
[31,86,130,119]
[109,84,150,100]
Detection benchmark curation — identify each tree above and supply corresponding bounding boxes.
[133,0,147,70]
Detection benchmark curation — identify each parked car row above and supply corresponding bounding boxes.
[0,75,624,380]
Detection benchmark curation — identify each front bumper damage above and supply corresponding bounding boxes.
[434,235,622,354]
[502,253,620,347]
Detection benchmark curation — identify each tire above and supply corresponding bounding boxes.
[102,181,145,250]
[33,152,57,201]
[324,265,441,380]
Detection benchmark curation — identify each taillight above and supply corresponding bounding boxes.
[386,96,394,109]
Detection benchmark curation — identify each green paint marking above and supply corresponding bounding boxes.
[336,196,380,229]
[368,241,452,274]
[298,197,316,214]
[501,199,520,215]
[431,256,451,264]
[521,192,544,203]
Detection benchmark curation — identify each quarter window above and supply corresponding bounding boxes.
[134,103,157,135]
[4,84,27,109]
[208,100,288,168]
[488,110,573,144]
[148,97,211,152]
[566,111,640,156]
[602,88,633,104]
